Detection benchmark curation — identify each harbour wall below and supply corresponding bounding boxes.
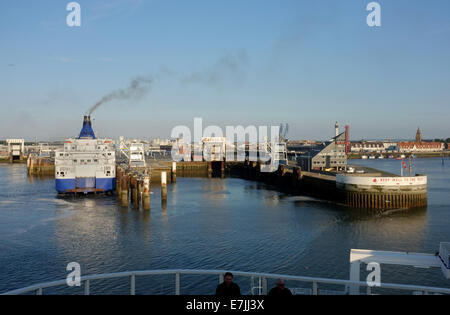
[227,161,427,210]
[26,158,427,210]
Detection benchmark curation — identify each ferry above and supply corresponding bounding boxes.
[54,116,116,194]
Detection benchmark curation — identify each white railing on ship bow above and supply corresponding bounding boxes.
[2,269,450,295]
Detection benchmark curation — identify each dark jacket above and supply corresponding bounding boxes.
[215,282,241,296]
[268,287,293,296]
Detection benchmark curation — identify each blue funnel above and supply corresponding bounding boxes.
[78,116,96,139]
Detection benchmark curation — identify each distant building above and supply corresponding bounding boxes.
[382,141,398,152]
[350,141,384,153]
[6,139,25,161]
[350,141,398,153]
[398,141,444,153]
[415,128,422,143]
[398,128,444,153]
[297,131,347,171]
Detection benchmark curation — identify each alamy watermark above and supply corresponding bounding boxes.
[367,2,381,27]
[66,2,381,28]
[170,118,283,172]
[66,2,81,27]
[366,262,381,287]
[66,262,81,287]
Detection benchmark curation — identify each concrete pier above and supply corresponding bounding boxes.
[225,161,427,210]
[336,174,428,210]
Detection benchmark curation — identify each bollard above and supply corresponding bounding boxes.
[161,171,167,201]
[172,162,177,183]
[143,175,150,210]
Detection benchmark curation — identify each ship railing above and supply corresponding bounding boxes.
[2,269,450,295]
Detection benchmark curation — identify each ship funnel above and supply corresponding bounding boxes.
[78,115,96,139]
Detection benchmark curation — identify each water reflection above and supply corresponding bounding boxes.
[0,161,449,293]
[201,179,229,205]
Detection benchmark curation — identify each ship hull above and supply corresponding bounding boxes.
[56,177,115,193]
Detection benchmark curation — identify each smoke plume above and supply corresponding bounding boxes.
[87,50,249,115]
[88,76,154,115]
[181,50,249,86]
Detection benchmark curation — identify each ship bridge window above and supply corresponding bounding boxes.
[108,153,111,156]
[87,159,91,163]
[94,159,98,162]
[73,160,77,163]
[59,153,63,157]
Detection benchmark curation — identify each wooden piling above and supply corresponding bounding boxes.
[120,172,129,207]
[130,174,136,205]
[161,171,167,201]
[208,162,212,178]
[143,175,150,210]
[172,162,177,183]
[138,177,143,207]
[116,167,121,198]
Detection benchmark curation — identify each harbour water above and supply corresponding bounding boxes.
[0,158,449,294]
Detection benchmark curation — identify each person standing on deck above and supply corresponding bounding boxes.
[215,272,241,296]
[268,279,293,296]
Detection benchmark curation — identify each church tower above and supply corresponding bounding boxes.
[415,127,422,143]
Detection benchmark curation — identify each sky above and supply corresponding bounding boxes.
[0,0,449,141]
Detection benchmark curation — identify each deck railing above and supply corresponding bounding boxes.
[2,269,450,295]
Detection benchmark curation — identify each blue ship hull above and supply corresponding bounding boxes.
[56,178,116,193]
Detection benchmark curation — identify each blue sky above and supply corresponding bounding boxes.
[0,0,449,141]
